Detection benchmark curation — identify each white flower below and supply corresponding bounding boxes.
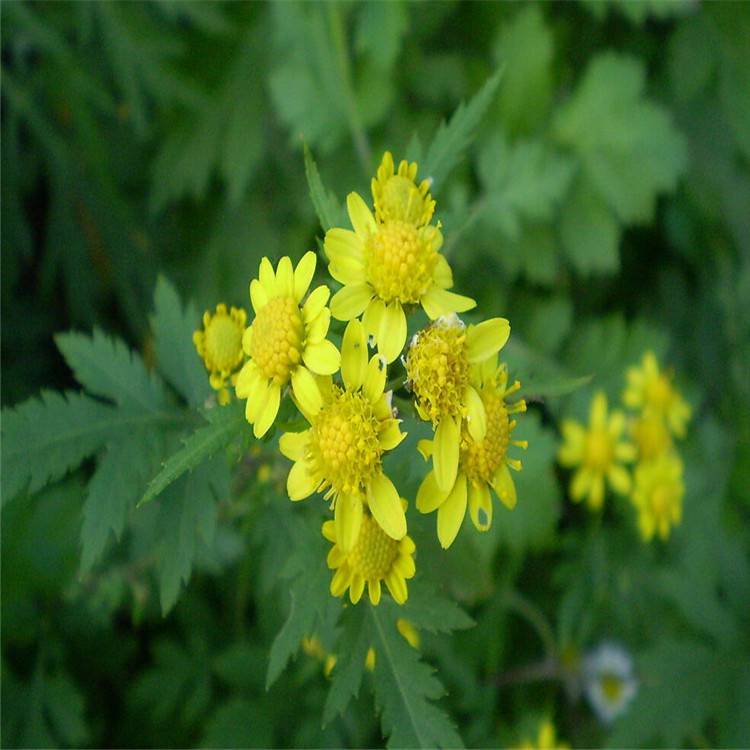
[583,642,638,723]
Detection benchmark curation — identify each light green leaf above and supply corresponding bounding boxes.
[355,1,408,71]
[368,600,463,749]
[423,69,503,191]
[398,579,475,635]
[304,143,346,232]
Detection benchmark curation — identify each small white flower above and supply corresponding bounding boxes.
[583,642,638,724]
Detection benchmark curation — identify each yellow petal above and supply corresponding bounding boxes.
[421,286,476,320]
[294,250,317,302]
[303,339,340,375]
[291,366,323,416]
[325,227,364,263]
[245,376,270,424]
[590,391,608,429]
[235,361,261,399]
[608,464,631,495]
[379,421,405,451]
[330,283,373,321]
[287,459,317,500]
[335,494,363,552]
[558,420,586,465]
[468,481,493,531]
[570,468,591,501]
[368,579,382,605]
[416,439,433,460]
[416,470,449,514]
[367,472,406,540]
[253,383,281,438]
[362,298,386,339]
[394,554,416,579]
[433,254,453,289]
[588,472,605,510]
[349,574,365,604]
[377,301,407,364]
[341,319,368,391]
[249,279,268,314]
[363,354,387,404]
[302,285,330,323]
[306,307,331,344]
[466,318,510,363]
[279,430,309,461]
[493,463,517,510]
[433,415,460,492]
[347,192,376,238]
[465,385,487,442]
[275,256,294,297]
[322,519,337,542]
[259,257,275,296]
[330,566,350,597]
[385,571,407,604]
[329,259,367,286]
[437,473,467,549]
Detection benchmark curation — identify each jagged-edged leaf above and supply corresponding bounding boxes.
[55,329,167,412]
[422,69,502,192]
[399,579,475,635]
[304,143,346,232]
[139,402,245,507]
[367,601,463,749]
[323,605,370,725]
[151,276,209,407]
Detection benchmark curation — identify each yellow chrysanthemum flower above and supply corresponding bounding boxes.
[279,319,407,551]
[558,391,636,511]
[371,151,435,227]
[416,360,526,549]
[631,412,672,462]
[405,314,511,492]
[631,453,684,541]
[193,304,247,405]
[324,153,476,364]
[234,252,340,438]
[322,501,416,605]
[623,351,691,438]
[518,719,569,750]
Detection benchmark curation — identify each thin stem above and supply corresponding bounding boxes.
[327,2,371,174]
[501,589,558,659]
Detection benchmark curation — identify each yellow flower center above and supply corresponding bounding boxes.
[585,429,613,470]
[601,673,624,703]
[632,414,671,461]
[364,221,437,304]
[646,374,672,409]
[376,176,432,226]
[405,320,468,423]
[348,514,398,579]
[250,296,303,383]
[461,391,510,484]
[309,388,382,495]
[204,314,244,372]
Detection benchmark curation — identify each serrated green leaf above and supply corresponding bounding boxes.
[367,601,463,749]
[151,276,210,407]
[304,143,346,232]
[399,579,475,635]
[423,69,503,191]
[355,1,408,71]
[55,329,167,412]
[139,402,245,507]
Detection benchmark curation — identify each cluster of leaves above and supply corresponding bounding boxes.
[2,2,749,749]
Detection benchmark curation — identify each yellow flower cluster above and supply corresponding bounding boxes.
[558,350,690,541]
[193,151,527,604]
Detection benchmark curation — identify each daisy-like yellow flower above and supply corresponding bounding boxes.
[324,152,476,364]
[631,412,672,462]
[558,391,636,511]
[405,314,511,492]
[235,252,340,438]
[623,351,691,438]
[518,720,569,750]
[416,360,527,549]
[322,500,416,605]
[193,304,247,405]
[279,319,407,551]
[631,453,684,541]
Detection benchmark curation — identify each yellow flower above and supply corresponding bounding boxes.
[405,314,511,492]
[193,304,247,404]
[518,719,569,750]
[416,360,527,549]
[322,502,416,605]
[631,453,684,541]
[371,151,435,227]
[235,252,340,438]
[558,391,635,511]
[623,351,691,438]
[324,153,475,364]
[631,412,672,462]
[279,319,407,551]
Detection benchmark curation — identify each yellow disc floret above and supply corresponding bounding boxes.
[406,317,469,423]
[364,221,439,304]
[461,391,511,485]
[193,303,247,398]
[348,513,399,581]
[249,296,304,383]
[309,387,382,496]
[371,151,435,227]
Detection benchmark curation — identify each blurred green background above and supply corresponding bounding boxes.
[2,1,749,748]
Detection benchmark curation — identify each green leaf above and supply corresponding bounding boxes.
[140,401,245,507]
[323,604,370,725]
[554,53,687,223]
[304,143,346,232]
[355,1,408,71]
[55,329,167,412]
[201,698,273,749]
[151,275,210,407]
[367,601,463,749]
[518,374,593,399]
[423,69,503,192]
[399,579,475,635]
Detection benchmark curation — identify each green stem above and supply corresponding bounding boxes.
[502,589,558,659]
